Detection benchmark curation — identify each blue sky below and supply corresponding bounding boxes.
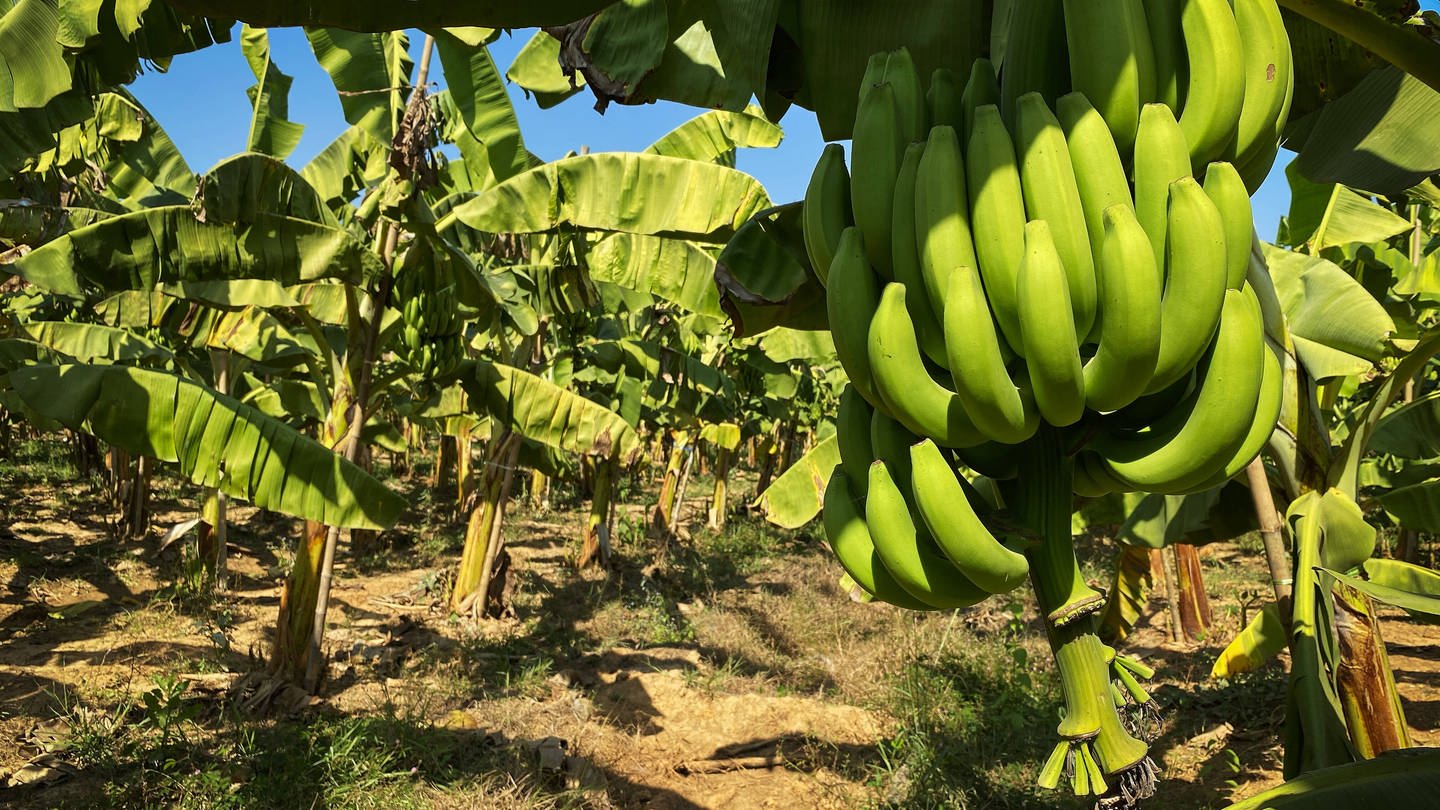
[131,18,1434,240]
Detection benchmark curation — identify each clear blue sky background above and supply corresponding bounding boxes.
[131,13,1438,240]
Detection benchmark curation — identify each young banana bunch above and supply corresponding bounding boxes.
[392,240,465,380]
[804,36,1292,804]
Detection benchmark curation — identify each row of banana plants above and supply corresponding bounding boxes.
[0,24,843,698]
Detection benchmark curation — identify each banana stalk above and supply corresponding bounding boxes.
[1011,429,1156,801]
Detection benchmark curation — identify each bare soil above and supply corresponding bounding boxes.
[1,459,1437,809]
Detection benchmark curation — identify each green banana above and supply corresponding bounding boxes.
[1017,220,1086,427]
[1083,204,1162,412]
[910,439,1029,594]
[1176,0,1246,168]
[1223,335,1283,476]
[1000,0,1071,126]
[1062,0,1145,153]
[961,58,1000,145]
[802,143,853,286]
[1200,333,1284,487]
[966,104,1027,350]
[1126,0,1159,107]
[1014,92,1097,340]
[826,227,882,405]
[1132,103,1191,283]
[868,282,986,447]
[822,469,933,610]
[884,46,928,142]
[1202,160,1254,290]
[1094,286,1265,493]
[851,81,904,276]
[1056,92,1136,271]
[928,67,963,133]
[866,460,992,608]
[893,140,949,367]
[1142,0,1184,109]
[836,384,875,495]
[945,267,1038,443]
[1147,176,1230,393]
[870,407,921,496]
[1228,0,1293,191]
[916,125,977,326]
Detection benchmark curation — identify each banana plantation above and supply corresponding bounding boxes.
[2,0,1440,807]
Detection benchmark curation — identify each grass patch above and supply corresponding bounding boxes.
[869,625,1087,809]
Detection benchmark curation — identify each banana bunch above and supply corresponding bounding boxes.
[392,248,464,380]
[824,385,1030,611]
[804,40,1295,802]
[806,51,1283,501]
[999,0,1293,189]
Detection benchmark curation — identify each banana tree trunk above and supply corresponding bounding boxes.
[197,349,231,589]
[1245,457,1293,614]
[452,431,521,616]
[455,424,473,511]
[669,439,695,530]
[530,469,549,511]
[432,435,455,493]
[707,445,733,531]
[579,453,615,569]
[1334,582,1411,757]
[1159,545,1183,643]
[1173,543,1213,642]
[651,430,688,540]
[754,429,779,496]
[197,488,228,590]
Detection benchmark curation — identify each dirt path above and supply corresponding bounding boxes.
[1,466,1438,808]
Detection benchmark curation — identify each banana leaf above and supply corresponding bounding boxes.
[1369,390,1440,459]
[1331,331,1440,495]
[161,0,612,29]
[0,0,72,111]
[643,107,783,164]
[8,363,404,530]
[1263,243,1396,381]
[1294,66,1440,196]
[700,421,742,452]
[440,152,770,239]
[504,30,585,109]
[753,433,839,529]
[11,206,386,298]
[101,89,196,204]
[305,29,411,147]
[1319,565,1440,619]
[1224,747,1440,808]
[574,0,669,100]
[0,89,93,175]
[197,153,333,226]
[586,234,724,319]
[758,327,836,364]
[158,279,302,310]
[1377,478,1440,533]
[1211,603,1288,678]
[434,32,529,185]
[1098,544,1155,644]
[1117,481,1258,549]
[1279,164,1413,252]
[239,25,304,160]
[465,359,642,464]
[714,202,827,338]
[240,373,325,424]
[1285,487,1360,777]
[18,321,173,364]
